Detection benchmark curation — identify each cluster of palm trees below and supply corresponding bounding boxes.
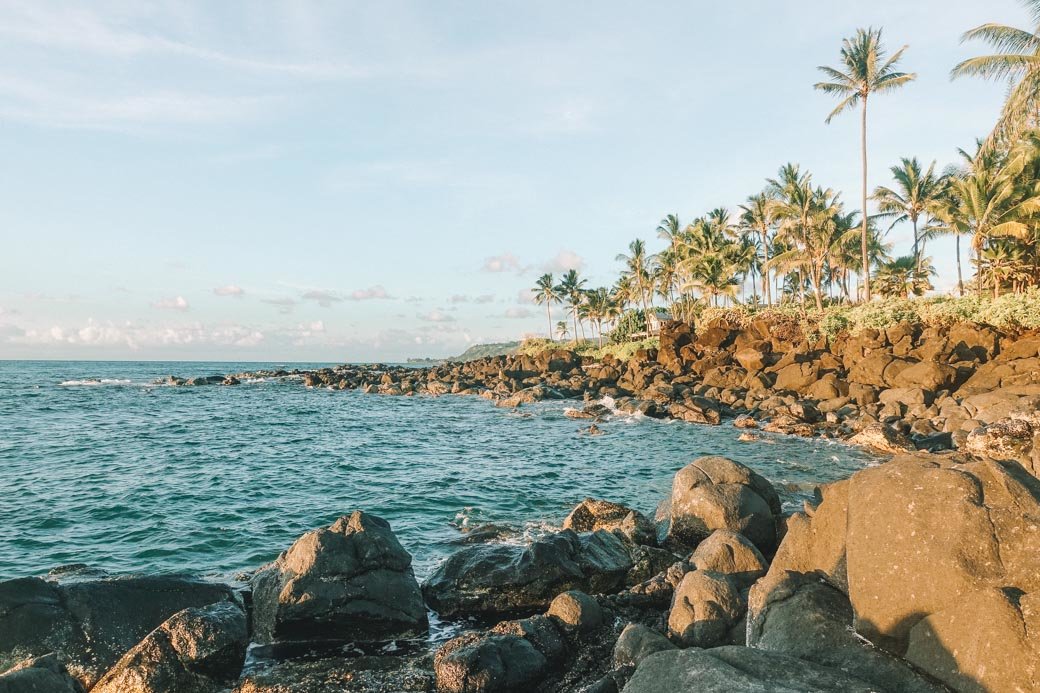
[529,2,1040,341]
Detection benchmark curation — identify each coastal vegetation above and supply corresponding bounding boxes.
[527,1,1040,349]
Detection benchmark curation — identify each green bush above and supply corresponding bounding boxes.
[609,309,648,344]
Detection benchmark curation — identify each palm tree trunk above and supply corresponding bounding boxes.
[912,217,919,273]
[761,229,771,305]
[546,303,553,341]
[956,234,964,297]
[860,96,871,302]
[571,307,578,346]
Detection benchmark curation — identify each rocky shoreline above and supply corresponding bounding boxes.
[4,318,1040,692]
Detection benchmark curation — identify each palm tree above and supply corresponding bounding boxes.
[815,27,916,301]
[739,192,775,305]
[873,158,946,271]
[555,320,570,341]
[557,269,587,344]
[532,273,560,340]
[874,255,935,298]
[952,0,1040,148]
[616,240,654,332]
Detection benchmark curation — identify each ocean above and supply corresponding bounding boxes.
[0,360,878,583]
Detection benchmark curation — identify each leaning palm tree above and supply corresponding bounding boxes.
[532,273,560,340]
[873,157,946,271]
[815,27,916,301]
[616,239,654,332]
[739,192,776,305]
[557,269,587,344]
[952,0,1040,149]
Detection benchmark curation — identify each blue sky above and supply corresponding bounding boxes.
[0,0,1024,361]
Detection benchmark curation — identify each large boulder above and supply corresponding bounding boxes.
[423,530,633,618]
[91,601,247,693]
[0,571,237,689]
[764,454,1040,691]
[621,646,883,693]
[251,511,427,643]
[562,499,656,546]
[891,360,957,391]
[963,414,1040,477]
[747,572,945,693]
[848,422,913,454]
[663,456,781,554]
[667,571,744,648]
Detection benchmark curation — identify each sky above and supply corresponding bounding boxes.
[0,0,1026,361]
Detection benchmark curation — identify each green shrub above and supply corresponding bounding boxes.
[609,309,648,344]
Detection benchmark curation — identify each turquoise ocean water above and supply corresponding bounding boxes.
[0,360,878,582]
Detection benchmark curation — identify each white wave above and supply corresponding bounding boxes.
[60,378,133,386]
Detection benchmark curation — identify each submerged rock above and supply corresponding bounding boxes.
[251,511,427,644]
[423,530,633,618]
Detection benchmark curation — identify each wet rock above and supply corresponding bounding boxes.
[663,456,781,554]
[434,633,547,693]
[611,624,676,669]
[423,530,633,618]
[848,422,913,453]
[251,511,427,643]
[622,646,881,693]
[562,499,656,546]
[667,571,744,648]
[688,529,768,589]
[233,653,434,693]
[91,601,247,693]
[0,572,237,689]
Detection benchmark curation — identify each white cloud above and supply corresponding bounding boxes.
[348,285,393,301]
[213,285,244,297]
[542,249,584,273]
[418,309,456,323]
[482,252,523,273]
[152,295,189,311]
[503,307,533,319]
[10,319,265,350]
[449,293,496,304]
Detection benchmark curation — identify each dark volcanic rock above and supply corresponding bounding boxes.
[0,571,237,689]
[91,601,247,693]
[423,530,633,618]
[622,646,883,692]
[562,499,656,546]
[251,511,427,643]
[0,654,83,693]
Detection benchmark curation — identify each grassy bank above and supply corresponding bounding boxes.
[517,337,660,361]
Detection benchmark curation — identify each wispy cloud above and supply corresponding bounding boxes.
[261,297,296,314]
[301,289,342,307]
[448,293,495,304]
[152,295,189,311]
[503,307,533,319]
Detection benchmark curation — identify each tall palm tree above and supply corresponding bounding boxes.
[557,269,587,344]
[815,27,916,301]
[532,273,560,340]
[555,320,570,341]
[739,192,775,305]
[952,0,1040,148]
[616,239,654,332]
[873,157,946,271]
